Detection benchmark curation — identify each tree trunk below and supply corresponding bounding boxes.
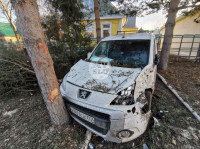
[0,0,20,42]
[12,0,70,125]
[94,0,101,44]
[159,0,179,70]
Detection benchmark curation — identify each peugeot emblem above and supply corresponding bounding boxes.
[79,89,90,99]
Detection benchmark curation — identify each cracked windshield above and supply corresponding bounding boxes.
[90,40,150,67]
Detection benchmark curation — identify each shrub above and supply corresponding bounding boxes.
[0,43,94,98]
[49,42,93,79]
[0,46,37,98]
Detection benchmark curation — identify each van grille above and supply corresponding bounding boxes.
[64,100,110,135]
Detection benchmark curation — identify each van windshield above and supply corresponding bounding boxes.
[89,40,150,68]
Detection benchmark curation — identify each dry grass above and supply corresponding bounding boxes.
[159,60,200,114]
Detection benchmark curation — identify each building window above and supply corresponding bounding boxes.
[101,22,112,38]
[86,22,95,38]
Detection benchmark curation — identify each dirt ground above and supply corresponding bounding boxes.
[1,77,200,149]
[159,60,200,115]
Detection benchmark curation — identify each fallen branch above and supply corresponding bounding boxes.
[0,58,35,74]
[81,130,93,149]
[157,73,200,122]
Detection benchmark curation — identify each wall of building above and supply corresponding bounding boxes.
[122,28,138,33]
[173,12,200,35]
[160,11,200,51]
[0,36,19,42]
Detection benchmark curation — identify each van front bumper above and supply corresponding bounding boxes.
[63,96,151,143]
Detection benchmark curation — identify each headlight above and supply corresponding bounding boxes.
[110,85,135,105]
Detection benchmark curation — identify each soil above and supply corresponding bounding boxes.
[0,94,86,149]
[159,61,200,114]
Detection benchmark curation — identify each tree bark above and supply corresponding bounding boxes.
[94,0,101,44]
[0,0,20,42]
[159,0,179,70]
[12,0,70,125]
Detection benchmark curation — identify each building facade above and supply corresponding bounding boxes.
[84,0,137,39]
[0,22,22,43]
[160,11,200,57]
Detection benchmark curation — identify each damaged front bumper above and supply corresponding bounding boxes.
[62,95,151,143]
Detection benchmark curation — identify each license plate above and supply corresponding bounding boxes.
[70,107,95,124]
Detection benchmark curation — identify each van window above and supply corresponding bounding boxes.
[90,40,150,68]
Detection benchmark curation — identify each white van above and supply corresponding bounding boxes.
[60,33,159,143]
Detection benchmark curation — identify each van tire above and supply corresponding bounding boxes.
[145,91,152,111]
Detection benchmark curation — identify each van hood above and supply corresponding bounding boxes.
[66,60,141,94]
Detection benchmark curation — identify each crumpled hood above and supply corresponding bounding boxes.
[66,60,141,94]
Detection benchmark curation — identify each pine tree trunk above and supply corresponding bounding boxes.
[94,0,101,44]
[12,0,70,125]
[159,0,179,70]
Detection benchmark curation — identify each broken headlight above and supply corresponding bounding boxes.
[111,85,135,105]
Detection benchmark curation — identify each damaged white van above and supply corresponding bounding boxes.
[60,33,159,143]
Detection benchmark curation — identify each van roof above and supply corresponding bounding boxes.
[101,33,154,41]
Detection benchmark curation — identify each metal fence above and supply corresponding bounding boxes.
[157,34,200,61]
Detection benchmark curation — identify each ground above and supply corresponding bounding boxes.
[159,60,200,115]
[0,61,200,149]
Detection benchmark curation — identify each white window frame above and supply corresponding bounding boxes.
[101,21,112,38]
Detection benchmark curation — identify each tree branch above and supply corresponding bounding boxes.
[178,4,200,10]
[0,58,35,74]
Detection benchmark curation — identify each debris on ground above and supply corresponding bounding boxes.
[143,143,149,149]
[132,142,135,148]
[81,130,93,149]
[88,143,96,149]
[3,109,18,117]
[153,117,160,127]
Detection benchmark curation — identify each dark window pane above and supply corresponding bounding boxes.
[103,30,110,37]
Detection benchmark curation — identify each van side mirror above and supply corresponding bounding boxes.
[87,52,92,59]
[154,54,160,65]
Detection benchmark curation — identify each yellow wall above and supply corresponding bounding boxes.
[173,12,200,35]
[89,18,121,37]
[122,28,138,33]
[0,36,22,42]
[87,17,137,46]
[162,11,200,35]
[121,18,127,27]
[160,11,200,49]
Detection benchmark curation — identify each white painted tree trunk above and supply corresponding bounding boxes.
[12,0,70,125]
